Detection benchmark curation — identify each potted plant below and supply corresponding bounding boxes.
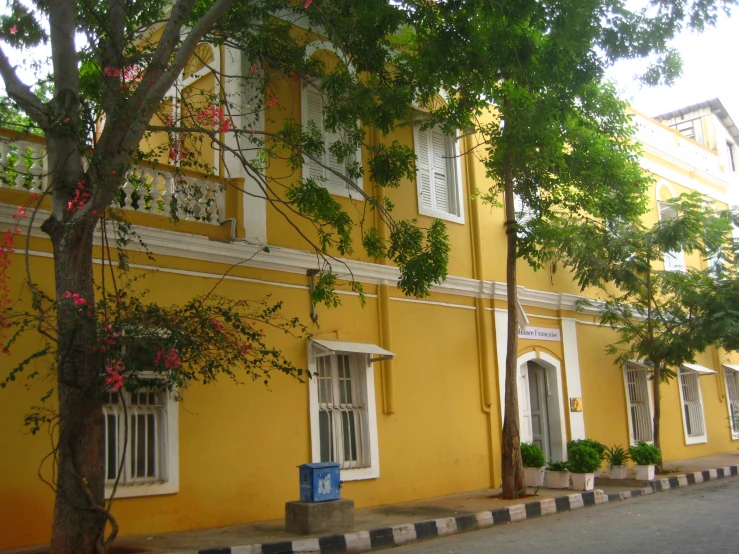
[568,438,606,476]
[545,460,570,489]
[521,442,547,487]
[567,441,601,491]
[604,445,630,479]
[629,441,661,480]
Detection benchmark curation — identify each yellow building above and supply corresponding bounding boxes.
[1,30,739,550]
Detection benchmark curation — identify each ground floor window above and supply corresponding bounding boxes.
[678,367,708,444]
[724,367,739,439]
[102,388,179,497]
[309,340,388,481]
[624,363,653,444]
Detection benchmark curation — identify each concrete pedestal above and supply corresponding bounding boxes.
[285,498,354,535]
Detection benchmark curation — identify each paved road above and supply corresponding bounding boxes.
[382,478,739,553]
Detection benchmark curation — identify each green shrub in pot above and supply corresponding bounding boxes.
[521,442,546,468]
[568,439,606,461]
[567,442,602,474]
[604,445,630,467]
[629,442,660,465]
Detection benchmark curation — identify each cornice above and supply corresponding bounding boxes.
[0,203,595,314]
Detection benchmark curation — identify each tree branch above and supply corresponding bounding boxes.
[0,45,48,127]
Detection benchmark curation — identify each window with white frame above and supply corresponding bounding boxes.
[301,84,362,198]
[413,123,464,223]
[678,367,708,444]
[724,366,739,439]
[658,201,685,271]
[309,341,385,481]
[624,363,653,444]
[102,388,179,497]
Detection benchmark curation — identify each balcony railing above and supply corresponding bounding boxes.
[0,135,225,225]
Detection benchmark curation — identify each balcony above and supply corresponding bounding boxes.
[0,131,240,239]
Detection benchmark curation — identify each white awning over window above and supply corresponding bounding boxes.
[723,364,739,373]
[311,339,395,363]
[681,363,717,375]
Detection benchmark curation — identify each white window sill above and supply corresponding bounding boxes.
[685,435,708,445]
[418,205,465,225]
[105,480,179,499]
[340,466,380,481]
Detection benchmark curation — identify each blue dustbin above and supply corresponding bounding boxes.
[299,462,341,502]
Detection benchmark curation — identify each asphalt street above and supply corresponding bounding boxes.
[381,478,739,553]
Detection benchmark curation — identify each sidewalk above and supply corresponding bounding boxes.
[7,451,739,554]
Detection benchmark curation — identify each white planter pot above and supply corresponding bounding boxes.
[571,472,595,491]
[545,470,571,489]
[609,465,628,480]
[634,464,655,480]
[524,466,546,488]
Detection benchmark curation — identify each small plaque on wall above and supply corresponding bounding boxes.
[570,397,583,412]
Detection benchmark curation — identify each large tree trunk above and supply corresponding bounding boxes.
[501,161,526,499]
[44,204,107,554]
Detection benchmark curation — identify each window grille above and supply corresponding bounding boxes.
[316,354,370,469]
[727,371,739,435]
[102,390,167,485]
[625,364,653,442]
[679,369,705,437]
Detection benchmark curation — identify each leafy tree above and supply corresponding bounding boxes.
[549,192,739,461]
[401,0,736,499]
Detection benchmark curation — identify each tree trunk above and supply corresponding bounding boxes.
[501,161,526,499]
[44,180,107,552]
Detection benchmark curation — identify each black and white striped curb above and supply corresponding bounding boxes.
[172,465,739,554]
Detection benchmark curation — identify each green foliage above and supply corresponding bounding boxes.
[521,442,546,468]
[567,441,602,474]
[388,219,450,298]
[546,460,570,472]
[568,438,606,460]
[604,445,631,467]
[629,442,661,466]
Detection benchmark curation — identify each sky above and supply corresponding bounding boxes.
[606,10,739,122]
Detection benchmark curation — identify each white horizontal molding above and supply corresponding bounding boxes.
[1,204,595,314]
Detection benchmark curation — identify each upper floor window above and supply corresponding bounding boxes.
[301,84,362,198]
[672,118,704,145]
[413,124,464,224]
[103,387,179,498]
[658,201,685,272]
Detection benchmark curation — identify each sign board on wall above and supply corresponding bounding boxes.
[517,326,561,342]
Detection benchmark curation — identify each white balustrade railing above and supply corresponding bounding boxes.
[118,167,225,225]
[0,138,224,225]
[0,138,47,193]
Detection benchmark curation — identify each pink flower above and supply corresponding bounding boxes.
[154,347,181,370]
[9,25,17,35]
[104,66,121,78]
[105,361,124,391]
[304,0,313,7]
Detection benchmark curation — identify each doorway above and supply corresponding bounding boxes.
[528,362,552,460]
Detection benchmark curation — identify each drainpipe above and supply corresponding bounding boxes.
[372,127,395,414]
[465,133,498,487]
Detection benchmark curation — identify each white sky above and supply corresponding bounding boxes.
[606,10,739,122]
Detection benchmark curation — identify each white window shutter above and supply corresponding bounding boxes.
[430,127,449,213]
[305,86,327,183]
[416,127,434,210]
[658,202,685,271]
